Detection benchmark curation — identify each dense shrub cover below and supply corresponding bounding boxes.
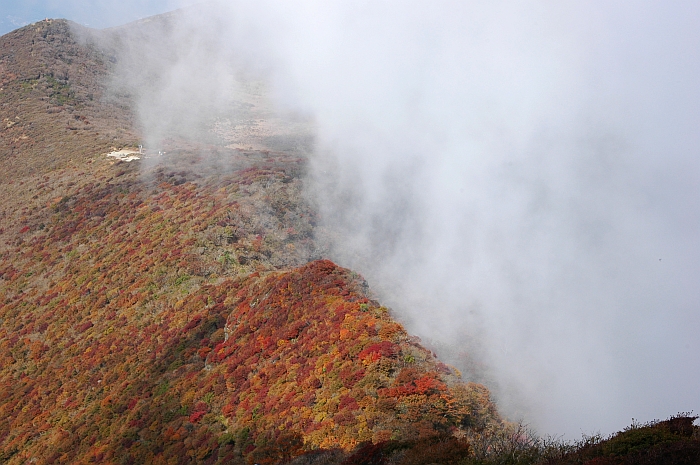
[0,230,501,464]
[0,164,301,463]
[549,415,700,465]
[3,15,694,465]
[0,19,506,463]
[0,134,501,464]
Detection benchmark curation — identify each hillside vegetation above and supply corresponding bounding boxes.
[0,19,138,179]
[0,18,506,465]
[1,16,698,465]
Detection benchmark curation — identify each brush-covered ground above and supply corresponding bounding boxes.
[1,17,698,465]
[0,18,506,465]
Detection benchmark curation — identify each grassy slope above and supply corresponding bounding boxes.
[0,19,138,180]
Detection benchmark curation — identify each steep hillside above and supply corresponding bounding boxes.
[0,19,138,179]
[553,415,700,465]
[0,256,500,464]
[0,18,504,465]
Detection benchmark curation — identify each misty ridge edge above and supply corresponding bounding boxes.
[0,16,508,463]
[1,14,698,465]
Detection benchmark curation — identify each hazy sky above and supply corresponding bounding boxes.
[0,0,185,35]
[241,1,698,438]
[4,0,699,440]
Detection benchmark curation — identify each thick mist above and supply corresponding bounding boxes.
[95,1,700,438]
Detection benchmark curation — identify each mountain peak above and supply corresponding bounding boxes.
[0,11,505,464]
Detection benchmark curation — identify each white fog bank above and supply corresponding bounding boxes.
[98,1,700,438]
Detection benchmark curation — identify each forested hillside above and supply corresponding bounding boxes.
[0,18,505,465]
[2,16,697,465]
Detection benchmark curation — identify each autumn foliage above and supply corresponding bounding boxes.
[0,18,507,465]
[2,15,697,465]
[0,154,501,464]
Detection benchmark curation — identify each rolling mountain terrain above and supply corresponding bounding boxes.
[0,17,506,465]
[1,15,698,465]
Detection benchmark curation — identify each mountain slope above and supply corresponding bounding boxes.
[1,257,499,464]
[0,18,503,465]
[0,19,139,180]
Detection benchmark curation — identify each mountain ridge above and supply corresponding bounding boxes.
[2,15,698,465]
[0,17,505,464]
[0,19,139,180]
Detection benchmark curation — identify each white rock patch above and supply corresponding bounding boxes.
[106,150,140,162]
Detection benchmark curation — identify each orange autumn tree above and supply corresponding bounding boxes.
[207,260,502,452]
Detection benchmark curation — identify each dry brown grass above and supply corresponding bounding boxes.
[0,20,139,182]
